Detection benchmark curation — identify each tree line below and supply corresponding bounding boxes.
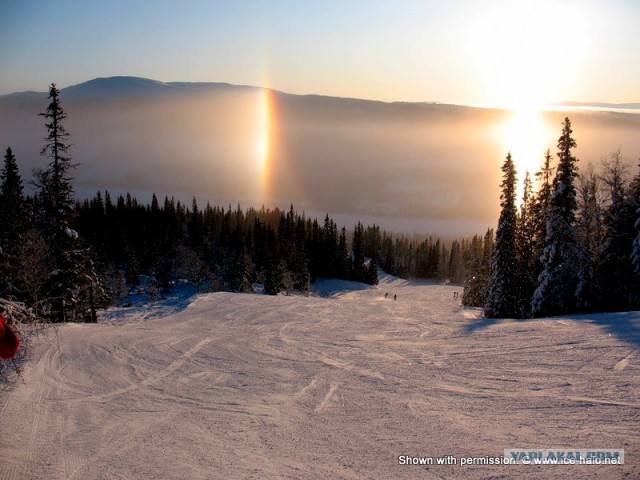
[1,84,479,323]
[467,117,640,318]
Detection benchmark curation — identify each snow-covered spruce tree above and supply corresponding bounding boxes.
[0,147,27,299]
[462,237,484,306]
[264,258,284,295]
[336,227,351,279]
[599,153,640,311]
[366,253,379,285]
[448,240,465,284]
[321,215,339,278]
[35,84,109,321]
[630,161,640,307]
[34,84,77,261]
[516,171,537,317]
[530,150,554,279]
[46,245,111,322]
[462,229,493,307]
[575,163,604,310]
[350,222,367,282]
[485,153,519,318]
[276,206,310,294]
[230,245,254,293]
[531,117,582,317]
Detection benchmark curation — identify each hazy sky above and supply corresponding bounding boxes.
[1,0,639,105]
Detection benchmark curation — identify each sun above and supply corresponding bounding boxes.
[501,109,552,202]
[457,0,591,201]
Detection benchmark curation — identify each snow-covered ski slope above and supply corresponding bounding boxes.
[1,273,639,479]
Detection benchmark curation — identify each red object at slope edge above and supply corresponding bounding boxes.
[0,313,20,360]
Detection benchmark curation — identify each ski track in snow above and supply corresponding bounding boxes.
[1,274,639,479]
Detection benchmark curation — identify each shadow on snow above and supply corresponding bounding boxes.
[463,310,640,347]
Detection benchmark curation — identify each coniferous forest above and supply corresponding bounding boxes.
[1,85,639,324]
[481,118,640,318]
[0,84,475,323]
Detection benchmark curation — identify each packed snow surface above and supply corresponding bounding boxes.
[1,273,639,479]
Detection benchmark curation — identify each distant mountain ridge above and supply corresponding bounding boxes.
[0,76,261,102]
[61,76,261,98]
[3,76,639,110]
[553,100,640,110]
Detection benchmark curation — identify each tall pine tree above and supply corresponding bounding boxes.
[575,163,603,310]
[0,147,27,299]
[599,152,637,310]
[629,161,640,307]
[35,84,77,261]
[485,153,519,318]
[532,118,582,317]
[516,171,537,317]
[35,84,108,321]
[530,150,554,283]
[462,229,493,307]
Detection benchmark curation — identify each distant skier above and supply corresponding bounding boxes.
[393,294,397,301]
[385,292,389,298]
[0,313,19,360]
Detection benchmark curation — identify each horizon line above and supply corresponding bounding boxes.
[2,75,639,112]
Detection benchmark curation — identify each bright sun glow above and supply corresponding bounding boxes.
[459,0,591,202]
[502,109,550,203]
[460,0,591,109]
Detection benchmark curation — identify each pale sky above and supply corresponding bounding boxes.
[1,0,639,105]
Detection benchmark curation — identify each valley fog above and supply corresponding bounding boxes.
[1,80,639,235]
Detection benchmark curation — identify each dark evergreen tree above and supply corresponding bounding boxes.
[436,241,449,282]
[0,147,25,228]
[34,84,109,321]
[380,233,395,275]
[532,117,582,317]
[46,246,110,322]
[34,84,77,261]
[229,245,254,293]
[292,215,310,293]
[363,224,381,260]
[575,163,603,309]
[629,161,640,307]
[485,153,519,318]
[189,197,204,253]
[462,229,493,307]
[308,218,323,281]
[366,254,379,285]
[599,152,637,310]
[351,222,367,282]
[336,227,350,279]
[516,171,537,317]
[427,240,440,278]
[0,147,27,299]
[321,215,339,278]
[530,150,554,282]
[264,258,284,295]
[462,236,484,306]
[448,240,465,284]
